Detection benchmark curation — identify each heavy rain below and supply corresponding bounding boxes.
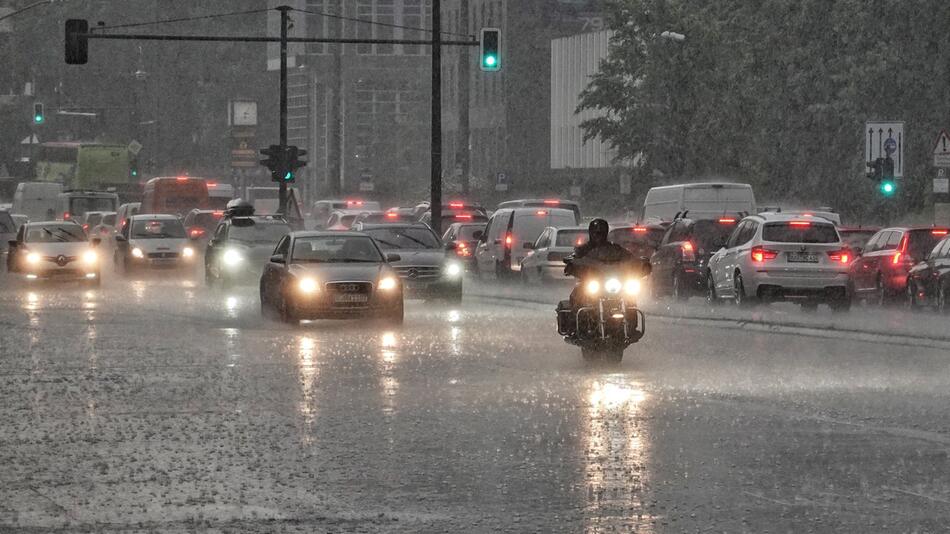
[2,1,950,532]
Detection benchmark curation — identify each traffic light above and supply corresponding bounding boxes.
[33,103,45,125]
[480,28,501,72]
[880,156,896,197]
[65,19,89,65]
[129,158,139,179]
[260,145,307,183]
[260,144,284,181]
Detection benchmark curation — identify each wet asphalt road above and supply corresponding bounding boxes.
[2,271,950,533]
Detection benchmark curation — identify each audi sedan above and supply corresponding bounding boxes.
[259,232,404,325]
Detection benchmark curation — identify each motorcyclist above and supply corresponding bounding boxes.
[564,218,648,309]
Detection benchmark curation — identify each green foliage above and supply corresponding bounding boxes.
[579,0,950,221]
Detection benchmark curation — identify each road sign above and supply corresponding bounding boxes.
[934,178,949,194]
[128,140,143,156]
[865,121,904,177]
[495,172,508,192]
[933,130,950,168]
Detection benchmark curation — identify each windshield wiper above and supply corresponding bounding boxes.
[339,258,379,263]
[396,233,433,248]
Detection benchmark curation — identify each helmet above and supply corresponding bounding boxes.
[588,218,609,244]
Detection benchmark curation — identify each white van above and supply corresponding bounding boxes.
[642,182,756,222]
[474,207,576,278]
[12,182,64,222]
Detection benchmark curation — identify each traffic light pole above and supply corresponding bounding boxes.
[278,5,289,216]
[431,0,442,235]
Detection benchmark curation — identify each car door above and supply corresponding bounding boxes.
[712,221,746,294]
[205,222,228,274]
[850,231,881,292]
[475,211,506,273]
[522,229,545,271]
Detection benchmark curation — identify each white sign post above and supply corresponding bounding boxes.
[865,121,904,177]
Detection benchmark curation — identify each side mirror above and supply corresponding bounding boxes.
[523,242,535,250]
[386,253,402,263]
[7,240,17,248]
[269,254,286,264]
[445,242,458,251]
[114,235,127,243]
[642,261,652,276]
[472,230,484,241]
[91,237,102,247]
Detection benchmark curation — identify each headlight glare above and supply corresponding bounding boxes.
[26,252,41,264]
[182,246,195,258]
[82,250,98,265]
[222,249,244,266]
[625,278,642,296]
[585,279,600,295]
[445,262,462,277]
[378,276,398,291]
[131,247,144,258]
[604,278,623,294]
[298,277,319,294]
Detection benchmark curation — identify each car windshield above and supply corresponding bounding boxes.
[84,213,102,227]
[555,230,588,247]
[229,220,291,244]
[194,212,222,229]
[69,197,116,218]
[101,213,116,226]
[762,222,839,243]
[131,219,186,239]
[363,227,440,250]
[692,220,738,250]
[610,228,665,249]
[292,236,383,263]
[25,224,86,243]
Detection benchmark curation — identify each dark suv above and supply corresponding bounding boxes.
[849,227,949,304]
[650,217,740,300]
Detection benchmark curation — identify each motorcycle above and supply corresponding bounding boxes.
[556,255,648,363]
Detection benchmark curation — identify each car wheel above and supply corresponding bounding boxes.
[706,272,720,306]
[875,277,888,306]
[520,268,530,286]
[733,272,751,307]
[906,281,921,311]
[938,287,949,314]
[829,295,851,313]
[279,297,298,325]
[605,347,624,364]
[672,271,689,302]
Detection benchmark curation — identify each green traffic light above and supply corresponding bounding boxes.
[484,55,497,67]
[284,171,293,181]
[880,181,896,196]
[34,114,44,124]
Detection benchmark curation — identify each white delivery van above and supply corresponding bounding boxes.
[12,182,64,222]
[642,182,756,222]
[474,207,576,278]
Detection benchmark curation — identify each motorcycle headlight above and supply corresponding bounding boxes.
[625,278,642,296]
[131,247,144,258]
[182,246,195,259]
[82,249,98,266]
[222,249,244,266]
[604,278,623,294]
[298,277,319,294]
[26,252,41,264]
[444,261,462,277]
[378,276,398,291]
[585,279,600,295]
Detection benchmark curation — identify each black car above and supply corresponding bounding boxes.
[354,222,464,302]
[205,213,292,287]
[259,231,404,324]
[650,216,739,300]
[906,234,950,312]
[442,221,487,270]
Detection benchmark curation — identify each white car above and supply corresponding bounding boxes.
[474,207,577,279]
[706,213,852,311]
[7,221,101,286]
[113,214,197,273]
[519,226,587,283]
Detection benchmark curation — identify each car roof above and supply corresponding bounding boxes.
[878,226,949,232]
[610,222,666,230]
[131,214,180,221]
[357,222,432,231]
[292,230,369,238]
[750,212,837,223]
[552,226,586,233]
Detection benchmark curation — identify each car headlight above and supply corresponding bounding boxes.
[298,277,319,294]
[604,277,622,294]
[26,252,41,264]
[182,246,195,259]
[625,278,641,296]
[82,249,98,266]
[585,279,600,296]
[444,261,462,277]
[222,248,244,266]
[131,247,144,258]
[378,276,398,291]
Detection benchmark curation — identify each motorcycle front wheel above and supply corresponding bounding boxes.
[581,346,624,364]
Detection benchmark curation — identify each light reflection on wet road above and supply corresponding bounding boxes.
[2,274,950,531]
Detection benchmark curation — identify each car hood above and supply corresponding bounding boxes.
[129,237,189,252]
[289,262,391,282]
[24,242,91,255]
[386,249,447,266]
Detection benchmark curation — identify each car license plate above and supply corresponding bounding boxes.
[787,252,818,263]
[334,293,368,304]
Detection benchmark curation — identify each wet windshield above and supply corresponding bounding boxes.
[25,224,86,242]
[555,230,587,247]
[762,222,839,243]
[692,220,737,251]
[131,219,186,239]
[363,227,440,250]
[292,236,383,263]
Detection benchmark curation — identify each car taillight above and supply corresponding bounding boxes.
[386,212,399,219]
[718,217,736,224]
[827,250,850,264]
[681,241,696,261]
[504,234,513,248]
[535,210,548,216]
[455,214,473,220]
[932,229,949,236]
[751,246,779,263]
[82,224,89,230]
[789,221,811,227]
[543,199,560,205]
[892,235,908,265]
[633,227,647,233]
[449,201,464,209]
[63,212,71,219]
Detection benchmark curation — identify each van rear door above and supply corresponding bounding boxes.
[510,209,575,270]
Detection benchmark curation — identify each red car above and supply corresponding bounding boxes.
[849,226,949,304]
